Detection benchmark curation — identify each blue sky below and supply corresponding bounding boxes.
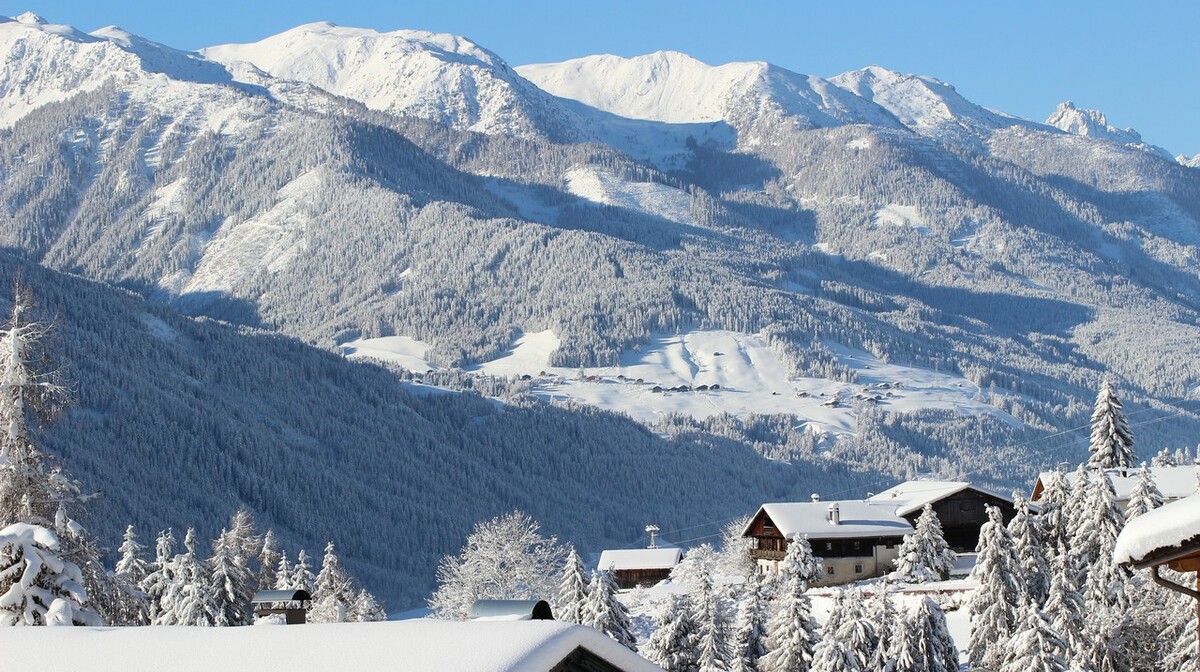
[22,1,1200,156]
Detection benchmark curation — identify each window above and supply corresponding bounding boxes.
[825,542,833,551]
[852,541,861,550]
[763,518,775,529]
[855,564,863,574]
[826,566,835,576]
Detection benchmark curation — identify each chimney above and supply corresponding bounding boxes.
[810,493,820,502]
[828,502,840,526]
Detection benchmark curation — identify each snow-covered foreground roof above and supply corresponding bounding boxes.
[3,620,663,672]
[1114,493,1200,566]
[598,547,683,571]
[1040,465,1200,502]
[867,480,1012,517]
[756,501,914,539]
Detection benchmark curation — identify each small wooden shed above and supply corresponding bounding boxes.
[251,589,312,624]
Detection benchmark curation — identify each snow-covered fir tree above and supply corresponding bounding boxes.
[429,510,565,619]
[583,569,637,651]
[1125,463,1163,520]
[833,588,877,671]
[906,597,958,672]
[761,536,820,672]
[159,528,216,626]
[289,549,316,594]
[209,527,255,626]
[670,543,718,594]
[140,528,176,622]
[1088,380,1135,469]
[730,573,769,672]
[889,503,956,583]
[866,588,897,672]
[1074,470,1128,610]
[555,546,588,624]
[115,525,149,587]
[1042,553,1088,664]
[310,541,357,623]
[1151,448,1177,468]
[1036,469,1073,559]
[692,564,731,672]
[256,529,281,593]
[349,587,387,622]
[968,504,1025,670]
[273,550,292,590]
[809,633,860,672]
[641,593,698,672]
[1008,493,1050,606]
[0,522,100,626]
[1000,602,1068,672]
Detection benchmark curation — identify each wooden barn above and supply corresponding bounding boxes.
[867,480,1016,552]
[597,547,683,589]
[742,499,913,586]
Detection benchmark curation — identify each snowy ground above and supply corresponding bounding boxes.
[343,329,1015,434]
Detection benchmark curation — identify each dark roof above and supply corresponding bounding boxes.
[469,599,554,621]
[252,589,312,603]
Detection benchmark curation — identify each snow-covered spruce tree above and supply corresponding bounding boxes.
[1161,582,1199,672]
[670,543,718,593]
[310,541,357,623]
[0,522,100,625]
[256,529,281,593]
[809,632,860,672]
[1043,553,1087,664]
[583,569,637,651]
[692,564,731,672]
[140,529,175,622]
[833,588,876,671]
[209,528,255,626]
[0,283,73,529]
[897,595,960,672]
[718,514,756,579]
[641,593,698,672]
[761,536,820,672]
[289,549,316,594]
[999,602,1068,672]
[1088,380,1135,470]
[1008,493,1050,606]
[1125,463,1163,521]
[1151,448,1177,468]
[273,550,292,590]
[866,588,896,672]
[429,510,565,620]
[730,573,769,672]
[1074,470,1128,611]
[889,503,955,583]
[1036,468,1072,559]
[349,587,387,622]
[1063,464,1091,552]
[968,504,1025,671]
[161,528,216,626]
[115,525,149,587]
[107,525,151,626]
[555,546,588,624]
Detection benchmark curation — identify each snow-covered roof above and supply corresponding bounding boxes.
[1114,493,1200,566]
[1038,465,1200,502]
[2,620,663,672]
[866,480,1012,517]
[752,501,914,539]
[598,547,683,571]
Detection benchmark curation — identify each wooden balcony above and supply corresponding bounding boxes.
[750,548,786,561]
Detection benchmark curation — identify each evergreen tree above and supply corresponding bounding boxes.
[730,573,769,672]
[889,503,955,583]
[289,549,316,594]
[256,529,281,593]
[0,522,101,626]
[866,588,897,672]
[1008,493,1050,606]
[115,525,149,587]
[162,528,216,626]
[555,546,589,624]
[1000,603,1068,672]
[1075,471,1128,611]
[968,505,1025,670]
[209,527,254,626]
[310,541,357,623]
[273,550,293,590]
[348,587,387,622]
[1036,469,1072,559]
[1043,553,1087,664]
[583,569,637,651]
[693,565,731,672]
[641,593,699,672]
[140,529,176,623]
[907,597,958,672]
[761,536,819,672]
[834,588,877,671]
[809,635,860,672]
[1125,463,1163,520]
[718,514,757,579]
[1088,380,1135,469]
[1151,448,1177,468]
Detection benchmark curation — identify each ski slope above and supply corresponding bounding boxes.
[345,329,1013,434]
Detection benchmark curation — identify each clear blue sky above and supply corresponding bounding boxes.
[21,0,1200,156]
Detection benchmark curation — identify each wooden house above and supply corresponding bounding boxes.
[597,547,683,589]
[1115,492,1200,647]
[742,499,913,586]
[1033,465,1200,507]
[867,480,1016,551]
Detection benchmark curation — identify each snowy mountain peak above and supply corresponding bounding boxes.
[829,65,1008,138]
[1046,101,1143,144]
[15,11,46,25]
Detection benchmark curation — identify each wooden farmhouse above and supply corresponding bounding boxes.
[597,547,683,589]
[867,480,1016,551]
[1033,464,1200,507]
[743,499,913,586]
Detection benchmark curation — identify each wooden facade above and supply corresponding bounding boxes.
[744,508,906,585]
[899,488,1016,552]
[611,567,673,590]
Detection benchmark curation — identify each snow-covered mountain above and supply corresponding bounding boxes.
[3,12,1200,607]
[1046,100,1143,145]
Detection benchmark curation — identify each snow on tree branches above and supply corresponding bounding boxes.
[889,503,956,583]
[1088,380,1135,469]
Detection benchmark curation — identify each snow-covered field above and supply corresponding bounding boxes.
[344,329,1014,433]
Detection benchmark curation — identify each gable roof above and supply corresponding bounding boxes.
[1036,465,1200,502]
[1114,493,1200,567]
[867,480,1013,517]
[0,620,661,672]
[598,547,683,571]
[747,501,914,540]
